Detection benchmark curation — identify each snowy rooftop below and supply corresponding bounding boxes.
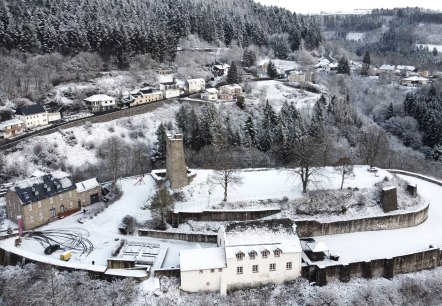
[84,94,115,102]
[0,118,22,130]
[180,247,226,272]
[213,64,230,69]
[76,178,100,192]
[205,88,218,94]
[186,78,205,85]
[397,65,415,71]
[402,76,428,81]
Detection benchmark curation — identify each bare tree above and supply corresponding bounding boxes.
[291,135,324,193]
[357,125,389,168]
[209,168,244,202]
[334,156,354,189]
[97,136,127,182]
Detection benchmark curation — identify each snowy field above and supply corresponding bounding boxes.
[248,80,321,112]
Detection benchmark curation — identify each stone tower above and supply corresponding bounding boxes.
[166,134,189,189]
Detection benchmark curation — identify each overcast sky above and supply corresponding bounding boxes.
[254,0,441,14]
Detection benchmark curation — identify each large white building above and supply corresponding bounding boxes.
[201,88,218,101]
[15,104,49,129]
[180,219,302,295]
[186,78,206,93]
[84,94,117,113]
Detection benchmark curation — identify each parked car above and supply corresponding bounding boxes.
[44,244,60,255]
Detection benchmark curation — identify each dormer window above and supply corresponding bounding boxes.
[262,250,270,258]
[236,252,244,261]
[274,249,282,257]
[249,251,257,260]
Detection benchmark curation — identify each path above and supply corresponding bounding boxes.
[315,174,442,265]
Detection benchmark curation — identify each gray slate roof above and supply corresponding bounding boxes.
[15,104,46,116]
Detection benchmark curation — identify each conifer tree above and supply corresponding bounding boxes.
[267,61,278,79]
[227,62,239,84]
[337,56,351,75]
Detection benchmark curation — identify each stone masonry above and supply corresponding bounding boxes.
[381,186,398,212]
[166,134,189,189]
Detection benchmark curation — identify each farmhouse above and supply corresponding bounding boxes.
[218,84,242,97]
[201,88,218,101]
[401,76,429,87]
[213,64,230,77]
[15,104,48,129]
[180,219,302,295]
[288,70,306,83]
[157,80,180,99]
[128,87,163,106]
[5,171,78,230]
[84,94,117,112]
[186,78,206,93]
[0,118,24,139]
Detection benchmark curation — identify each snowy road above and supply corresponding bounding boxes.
[315,174,442,265]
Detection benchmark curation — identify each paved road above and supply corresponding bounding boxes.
[315,174,442,265]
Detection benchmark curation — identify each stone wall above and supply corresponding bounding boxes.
[166,134,189,189]
[304,248,442,286]
[138,229,217,243]
[154,268,181,278]
[171,208,281,227]
[295,203,429,237]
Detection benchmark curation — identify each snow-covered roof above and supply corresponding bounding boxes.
[31,170,47,178]
[219,84,241,90]
[0,118,22,130]
[205,88,218,94]
[84,94,115,102]
[213,64,230,70]
[180,247,226,272]
[186,78,205,85]
[76,178,100,192]
[328,63,339,68]
[397,65,415,71]
[306,241,328,253]
[379,64,395,71]
[402,76,428,82]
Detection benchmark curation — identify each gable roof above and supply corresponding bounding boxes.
[180,247,226,272]
[15,104,46,116]
[84,94,115,102]
[10,171,76,205]
[0,119,23,130]
[76,178,100,192]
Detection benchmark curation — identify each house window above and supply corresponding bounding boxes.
[286,262,292,270]
[39,212,43,220]
[50,197,53,204]
[60,205,64,213]
[38,201,42,208]
[70,201,73,208]
[206,282,210,287]
[274,249,281,257]
[28,204,32,211]
[252,265,259,273]
[30,216,34,223]
[69,191,72,198]
[236,252,244,261]
[249,251,256,260]
[262,250,269,258]
[211,269,215,273]
[270,263,276,271]
[50,208,56,217]
[199,270,203,274]
[237,266,243,275]
[59,194,63,200]
[218,268,222,272]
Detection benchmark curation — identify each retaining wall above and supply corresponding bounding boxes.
[171,208,281,227]
[305,248,442,286]
[138,229,217,243]
[154,268,181,278]
[295,203,429,237]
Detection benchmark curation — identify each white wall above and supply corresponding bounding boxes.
[181,268,223,292]
[17,113,48,129]
[164,89,180,99]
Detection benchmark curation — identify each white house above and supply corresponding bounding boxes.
[201,88,218,101]
[157,81,180,99]
[0,118,24,139]
[218,84,242,97]
[186,78,206,93]
[128,87,163,106]
[401,76,429,87]
[180,219,302,295]
[15,104,48,129]
[213,64,230,77]
[84,94,117,112]
[288,71,306,83]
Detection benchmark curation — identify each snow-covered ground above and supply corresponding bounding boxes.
[346,32,365,41]
[248,80,321,112]
[315,174,442,265]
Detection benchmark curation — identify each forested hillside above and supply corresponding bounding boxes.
[0,0,321,66]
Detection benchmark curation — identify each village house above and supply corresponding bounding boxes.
[157,80,180,99]
[212,64,230,77]
[401,76,429,87]
[288,70,306,83]
[127,87,163,106]
[0,118,24,139]
[76,178,102,207]
[218,92,234,101]
[84,94,117,113]
[201,88,218,101]
[218,84,242,97]
[186,78,206,93]
[180,219,302,295]
[15,104,49,129]
[156,67,174,75]
[5,171,78,230]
